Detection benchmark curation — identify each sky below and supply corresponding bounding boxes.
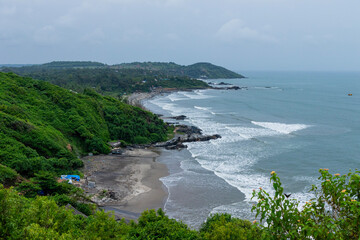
[0,0,359,71]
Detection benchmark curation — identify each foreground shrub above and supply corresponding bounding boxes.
[252,169,360,239]
[200,213,264,240]
[0,185,129,239]
[128,209,199,239]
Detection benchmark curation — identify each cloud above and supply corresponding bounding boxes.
[165,33,180,41]
[302,34,334,45]
[33,25,60,44]
[216,19,278,43]
[0,5,16,15]
[81,28,105,45]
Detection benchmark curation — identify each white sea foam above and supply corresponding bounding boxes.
[251,121,310,134]
[194,106,211,111]
[183,91,213,100]
[148,91,316,224]
[168,94,186,102]
[226,126,281,140]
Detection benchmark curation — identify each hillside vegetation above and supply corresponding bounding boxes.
[42,61,106,68]
[2,64,210,96]
[0,72,168,179]
[114,61,244,79]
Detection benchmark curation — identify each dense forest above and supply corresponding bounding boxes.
[1,64,210,96]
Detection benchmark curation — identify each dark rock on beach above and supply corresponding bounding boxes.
[212,86,247,90]
[176,125,202,135]
[218,82,232,85]
[155,124,221,150]
[226,86,241,90]
[168,115,187,120]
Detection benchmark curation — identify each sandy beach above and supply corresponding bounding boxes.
[81,148,169,220]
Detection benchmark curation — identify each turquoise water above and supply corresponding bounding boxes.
[144,71,360,228]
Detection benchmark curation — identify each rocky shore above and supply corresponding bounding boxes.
[155,124,221,150]
[80,89,223,221]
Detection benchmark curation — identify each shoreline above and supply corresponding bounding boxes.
[138,88,246,229]
[80,88,210,221]
[126,87,210,110]
[81,86,225,223]
[81,148,169,221]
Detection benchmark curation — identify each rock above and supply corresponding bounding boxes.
[169,115,187,120]
[155,130,221,150]
[111,148,123,155]
[88,181,96,188]
[66,143,72,151]
[108,141,122,148]
[176,125,202,135]
[165,143,187,150]
[218,82,231,85]
[226,86,240,90]
[107,191,119,200]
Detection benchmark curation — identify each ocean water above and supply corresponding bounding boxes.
[143,71,360,228]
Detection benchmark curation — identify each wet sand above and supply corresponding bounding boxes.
[81,148,168,220]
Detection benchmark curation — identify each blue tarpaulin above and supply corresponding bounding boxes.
[61,175,80,181]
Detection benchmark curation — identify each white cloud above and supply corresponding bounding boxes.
[216,19,278,43]
[81,28,105,45]
[165,33,180,41]
[303,34,335,45]
[33,25,60,44]
[56,14,76,27]
[0,5,16,15]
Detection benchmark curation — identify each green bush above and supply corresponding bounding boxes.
[128,209,199,239]
[15,181,42,198]
[85,137,111,154]
[0,185,130,239]
[133,136,149,144]
[0,164,18,185]
[200,213,264,240]
[252,169,360,239]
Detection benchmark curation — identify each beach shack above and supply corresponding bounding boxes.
[61,175,80,183]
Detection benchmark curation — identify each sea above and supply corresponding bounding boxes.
[143,71,360,229]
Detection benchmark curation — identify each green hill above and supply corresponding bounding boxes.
[1,66,210,96]
[114,61,244,79]
[0,61,243,96]
[42,61,106,68]
[0,72,168,178]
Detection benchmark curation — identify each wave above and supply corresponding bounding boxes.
[251,121,310,134]
[147,91,316,223]
[226,126,280,140]
[183,91,213,100]
[194,106,211,111]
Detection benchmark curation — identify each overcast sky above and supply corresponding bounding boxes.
[0,0,359,71]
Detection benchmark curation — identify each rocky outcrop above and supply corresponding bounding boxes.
[176,125,202,135]
[212,86,247,90]
[155,125,221,150]
[167,115,187,120]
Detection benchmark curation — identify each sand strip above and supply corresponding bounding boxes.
[81,148,168,220]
